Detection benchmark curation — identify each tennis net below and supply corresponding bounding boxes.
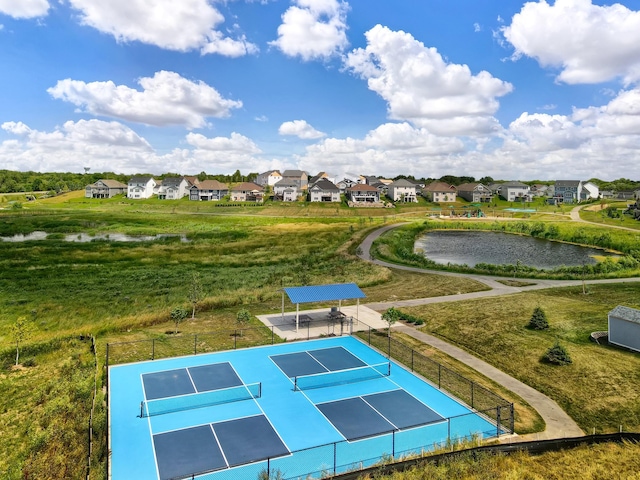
[294,362,391,391]
[141,382,261,417]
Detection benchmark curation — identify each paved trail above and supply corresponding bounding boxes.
[356,219,640,440]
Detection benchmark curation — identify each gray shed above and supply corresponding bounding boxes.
[608,305,640,353]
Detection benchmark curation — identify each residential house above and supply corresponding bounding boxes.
[387,178,418,203]
[553,180,583,204]
[581,181,599,201]
[370,181,389,196]
[308,179,340,202]
[273,179,300,201]
[127,176,156,199]
[183,176,200,188]
[189,180,228,201]
[346,184,380,204]
[335,178,358,193]
[499,181,532,202]
[616,191,636,200]
[529,184,550,197]
[231,182,264,202]
[256,170,282,187]
[281,170,309,190]
[600,190,615,199]
[455,183,491,203]
[157,177,190,200]
[309,172,335,186]
[85,179,127,198]
[423,181,457,203]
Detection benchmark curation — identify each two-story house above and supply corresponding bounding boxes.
[346,184,380,204]
[157,177,190,200]
[255,170,282,187]
[231,182,264,202]
[423,181,457,203]
[189,180,228,201]
[308,179,340,202]
[85,179,127,198]
[273,179,300,201]
[127,176,156,199]
[281,170,309,190]
[553,180,583,204]
[499,181,532,202]
[387,179,418,203]
[455,183,491,203]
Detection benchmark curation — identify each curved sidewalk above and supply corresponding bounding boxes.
[394,325,584,440]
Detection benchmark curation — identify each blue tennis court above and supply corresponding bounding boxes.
[109,336,503,479]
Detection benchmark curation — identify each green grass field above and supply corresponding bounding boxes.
[1,191,639,479]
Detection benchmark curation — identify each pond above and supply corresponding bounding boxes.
[414,230,617,269]
[0,231,189,243]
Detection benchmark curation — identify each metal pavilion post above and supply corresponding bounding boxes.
[296,303,299,333]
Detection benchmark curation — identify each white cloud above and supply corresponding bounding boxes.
[67,0,257,56]
[270,0,349,61]
[186,132,261,154]
[47,71,243,128]
[344,25,513,136]
[278,120,326,139]
[0,0,49,19]
[473,23,481,33]
[502,0,640,85]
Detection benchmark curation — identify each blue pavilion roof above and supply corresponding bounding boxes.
[283,283,366,304]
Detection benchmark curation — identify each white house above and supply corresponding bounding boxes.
[157,177,190,200]
[85,179,127,198]
[308,179,340,202]
[581,181,600,201]
[273,179,300,201]
[256,170,282,187]
[387,179,418,202]
[346,184,380,204]
[608,305,640,353]
[499,181,532,202]
[127,176,156,199]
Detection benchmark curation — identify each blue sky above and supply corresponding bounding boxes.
[1,0,640,180]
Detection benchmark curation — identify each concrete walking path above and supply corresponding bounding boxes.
[355,222,640,440]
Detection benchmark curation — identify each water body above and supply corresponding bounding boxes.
[0,231,189,243]
[414,230,616,269]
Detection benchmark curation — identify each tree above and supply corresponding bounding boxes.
[527,306,549,330]
[188,272,204,319]
[543,341,572,365]
[381,307,399,336]
[170,306,189,334]
[236,309,251,336]
[13,316,34,366]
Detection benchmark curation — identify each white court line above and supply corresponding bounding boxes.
[210,423,230,469]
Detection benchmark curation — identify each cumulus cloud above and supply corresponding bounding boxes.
[0,120,272,174]
[344,25,513,136]
[0,0,49,19]
[278,120,326,139]
[67,0,257,56]
[502,0,640,85]
[270,0,349,60]
[47,71,243,128]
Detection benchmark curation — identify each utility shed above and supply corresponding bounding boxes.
[608,305,640,353]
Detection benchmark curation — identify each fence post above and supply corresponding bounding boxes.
[368,326,371,345]
[387,334,391,358]
[510,404,515,434]
[438,364,441,389]
[271,326,274,345]
[152,339,155,360]
[194,334,197,355]
[496,406,501,438]
[333,442,337,475]
[471,382,474,409]
[411,349,414,371]
[392,430,395,458]
[447,417,450,442]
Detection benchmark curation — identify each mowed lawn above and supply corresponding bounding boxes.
[400,283,640,433]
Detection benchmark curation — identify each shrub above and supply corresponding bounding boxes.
[543,341,572,365]
[527,306,549,330]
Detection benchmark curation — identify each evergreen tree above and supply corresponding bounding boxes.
[527,306,549,330]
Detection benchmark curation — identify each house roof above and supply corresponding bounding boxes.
[555,180,581,187]
[282,169,307,177]
[275,179,298,188]
[456,182,482,192]
[609,305,640,325]
[283,283,366,304]
[259,170,281,177]
[502,181,529,188]
[161,177,185,187]
[95,179,127,188]
[129,176,154,183]
[347,184,379,192]
[311,179,339,191]
[389,178,417,188]
[425,181,456,192]
[232,182,263,192]
[194,179,228,190]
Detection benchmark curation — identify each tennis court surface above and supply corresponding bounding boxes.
[109,337,504,480]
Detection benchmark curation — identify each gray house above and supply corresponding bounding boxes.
[309,179,340,202]
[456,182,491,203]
[189,180,228,201]
[608,305,640,353]
[85,179,127,198]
